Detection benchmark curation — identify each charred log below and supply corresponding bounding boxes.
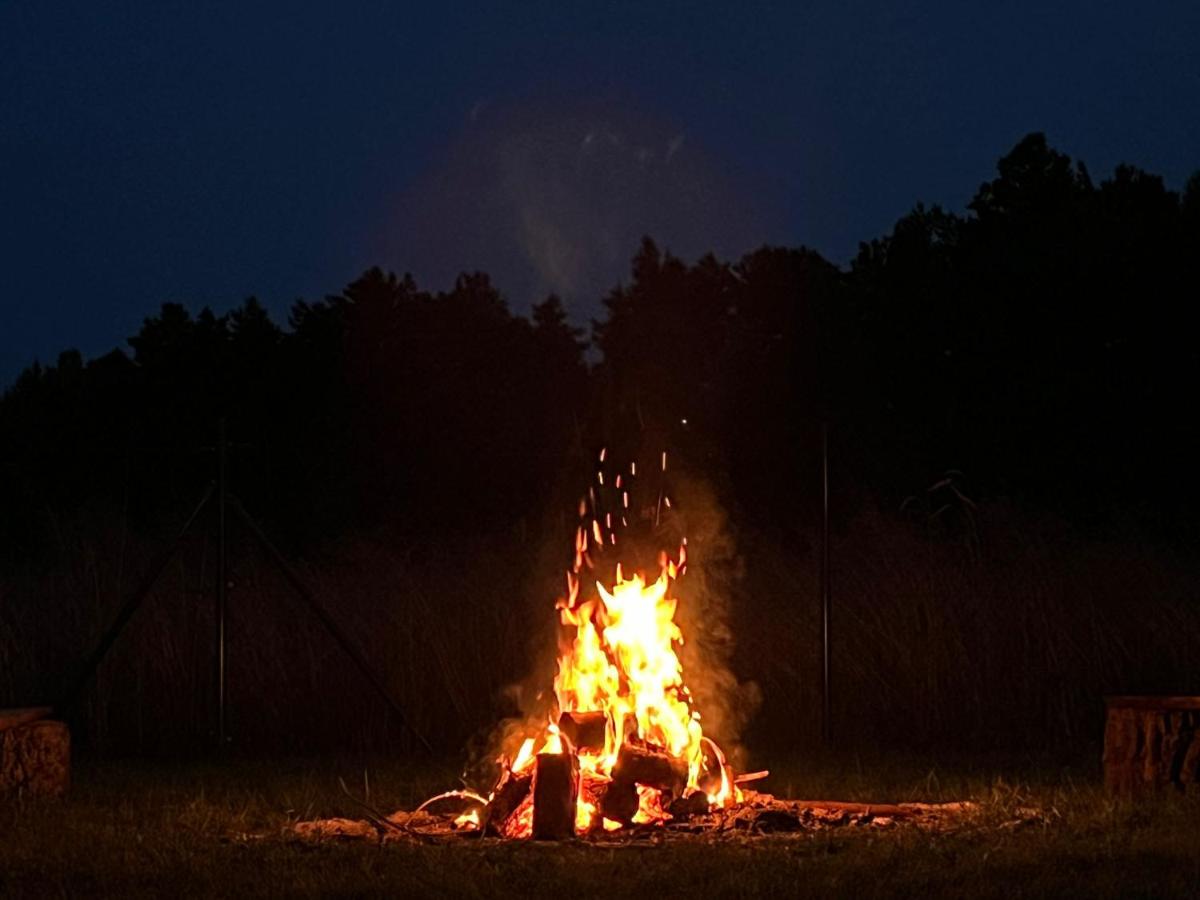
[482,771,532,836]
[667,791,711,820]
[532,753,579,840]
[597,779,639,825]
[613,745,687,796]
[557,711,607,752]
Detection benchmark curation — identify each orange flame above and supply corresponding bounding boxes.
[496,455,739,838]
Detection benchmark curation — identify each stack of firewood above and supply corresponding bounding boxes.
[483,731,703,840]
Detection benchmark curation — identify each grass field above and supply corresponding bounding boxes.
[2,753,1199,898]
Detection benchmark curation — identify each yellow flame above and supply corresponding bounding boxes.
[453,809,480,830]
[552,548,707,794]
[494,459,739,839]
[576,798,597,832]
[511,737,536,773]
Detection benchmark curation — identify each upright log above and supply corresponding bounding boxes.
[532,752,579,840]
[0,708,70,797]
[1103,696,1200,794]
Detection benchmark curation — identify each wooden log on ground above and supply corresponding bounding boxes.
[781,799,971,818]
[482,771,532,837]
[612,745,687,796]
[1103,696,1200,795]
[0,708,70,797]
[532,752,579,840]
[557,711,607,752]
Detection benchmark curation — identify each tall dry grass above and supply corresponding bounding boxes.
[1,500,1198,760]
[735,501,1200,757]
[0,513,551,756]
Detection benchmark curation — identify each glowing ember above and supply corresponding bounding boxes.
[453,809,480,830]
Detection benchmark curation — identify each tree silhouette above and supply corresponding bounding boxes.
[1,131,1197,564]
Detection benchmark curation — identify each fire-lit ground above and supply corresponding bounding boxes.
[3,756,1199,898]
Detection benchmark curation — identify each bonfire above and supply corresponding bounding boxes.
[425,449,748,839]
[299,451,977,843]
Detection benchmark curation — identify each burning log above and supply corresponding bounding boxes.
[598,779,639,825]
[597,745,690,825]
[532,752,579,840]
[482,771,532,837]
[557,711,607,752]
[612,745,688,796]
[1104,696,1200,794]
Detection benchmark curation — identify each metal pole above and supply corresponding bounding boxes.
[820,420,831,745]
[227,495,435,754]
[216,418,228,747]
[58,482,215,714]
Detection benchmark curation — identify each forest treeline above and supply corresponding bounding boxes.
[3,132,1197,560]
[2,133,1199,755]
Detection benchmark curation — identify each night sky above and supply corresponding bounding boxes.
[3,1,1198,385]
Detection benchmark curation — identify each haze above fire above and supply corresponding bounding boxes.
[383,97,776,315]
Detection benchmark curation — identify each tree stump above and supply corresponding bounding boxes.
[0,707,70,797]
[1103,696,1200,795]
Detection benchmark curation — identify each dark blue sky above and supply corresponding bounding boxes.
[3,1,1198,385]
